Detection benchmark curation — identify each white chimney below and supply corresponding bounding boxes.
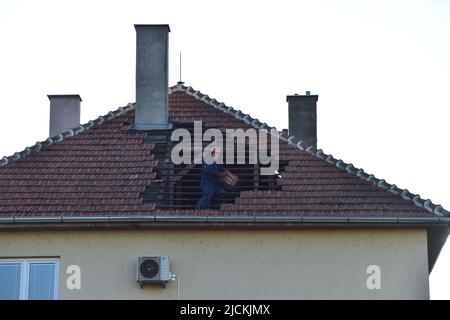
[134,24,172,130]
[48,94,81,137]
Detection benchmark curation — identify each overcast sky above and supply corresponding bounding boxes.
[0,0,449,299]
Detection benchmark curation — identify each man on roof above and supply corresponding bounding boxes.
[195,147,226,210]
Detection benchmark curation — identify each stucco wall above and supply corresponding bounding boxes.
[0,229,429,299]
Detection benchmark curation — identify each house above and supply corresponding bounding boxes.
[0,24,448,300]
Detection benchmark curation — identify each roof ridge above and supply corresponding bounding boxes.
[0,103,134,168]
[170,82,449,217]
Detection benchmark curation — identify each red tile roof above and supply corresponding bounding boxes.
[0,83,447,218]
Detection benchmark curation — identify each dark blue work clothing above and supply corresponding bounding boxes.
[195,163,224,210]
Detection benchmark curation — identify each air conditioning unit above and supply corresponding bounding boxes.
[137,256,173,288]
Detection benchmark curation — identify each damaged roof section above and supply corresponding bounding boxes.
[140,124,287,210]
[0,83,448,218]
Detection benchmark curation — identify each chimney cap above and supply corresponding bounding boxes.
[286,93,318,102]
[47,94,82,102]
[134,24,170,32]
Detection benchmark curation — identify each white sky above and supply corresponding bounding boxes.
[0,0,449,299]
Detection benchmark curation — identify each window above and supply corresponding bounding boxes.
[0,259,59,300]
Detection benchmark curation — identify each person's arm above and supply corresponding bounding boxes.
[203,164,224,178]
[216,164,226,178]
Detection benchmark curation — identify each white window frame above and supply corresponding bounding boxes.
[0,258,59,300]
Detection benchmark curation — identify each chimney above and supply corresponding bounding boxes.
[286,92,318,149]
[134,24,172,130]
[48,95,82,137]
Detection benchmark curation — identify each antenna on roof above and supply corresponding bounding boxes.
[179,51,183,84]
